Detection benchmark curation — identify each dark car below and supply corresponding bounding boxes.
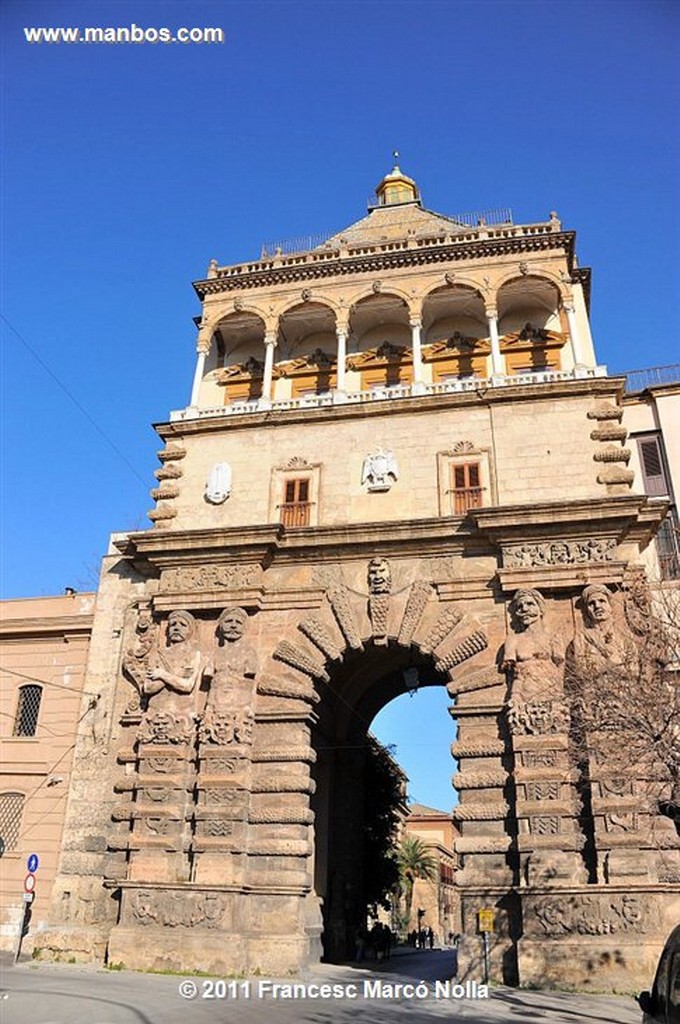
[638,924,680,1023]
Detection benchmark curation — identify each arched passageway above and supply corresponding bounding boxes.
[309,641,449,961]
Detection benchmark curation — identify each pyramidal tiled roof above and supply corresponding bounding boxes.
[323,202,470,249]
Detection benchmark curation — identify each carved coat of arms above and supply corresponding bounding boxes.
[361,448,399,492]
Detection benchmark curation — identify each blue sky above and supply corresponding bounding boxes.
[2,0,679,810]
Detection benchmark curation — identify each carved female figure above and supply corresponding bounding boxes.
[567,584,636,674]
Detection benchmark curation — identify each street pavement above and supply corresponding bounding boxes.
[0,948,642,1024]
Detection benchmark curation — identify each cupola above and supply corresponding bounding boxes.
[374,152,421,208]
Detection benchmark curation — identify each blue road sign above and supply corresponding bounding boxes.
[27,854,39,873]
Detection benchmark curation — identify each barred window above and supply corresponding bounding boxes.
[13,685,43,737]
[0,792,25,851]
[657,514,680,581]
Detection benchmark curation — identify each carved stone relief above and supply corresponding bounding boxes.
[199,709,255,746]
[566,584,636,675]
[503,538,616,568]
[435,629,488,672]
[130,890,226,929]
[273,639,330,682]
[503,589,565,704]
[135,610,203,744]
[160,564,260,593]
[361,448,399,492]
[121,604,158,712]
[205,608,257,712]
[532,894,650,936]
[418,607,463,654]
[397,581,433,646]
[327,584,364,650]
[298,616,344,661]
[507,700,569,736]
[205,462,232,504]
[367,557,391,643]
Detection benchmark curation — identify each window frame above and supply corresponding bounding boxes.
[13,684,43,738]
[270,460,321,528]
[635,433,671,498]
[437,444,495,516]
[0,791,25,852]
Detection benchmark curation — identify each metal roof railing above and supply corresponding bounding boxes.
[622,365,680,392]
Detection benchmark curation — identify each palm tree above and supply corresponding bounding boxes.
[396,835,437,930]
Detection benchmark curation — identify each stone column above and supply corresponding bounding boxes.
[409,316,425,392]
[563,302,584,369]
[485,307,504,378]
[334,321,348,400]
[260,331,277,406]
[189,350,207,407]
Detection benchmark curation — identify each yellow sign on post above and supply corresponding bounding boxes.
[478,908,495,933]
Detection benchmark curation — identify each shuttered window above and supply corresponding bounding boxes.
[637,435,669,497]
[450,463,483,514]
[280,478,311,527]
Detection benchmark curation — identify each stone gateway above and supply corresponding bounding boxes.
[37,165,679,990]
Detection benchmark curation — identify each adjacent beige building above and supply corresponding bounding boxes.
[0,594,95,949]
[622,367,680,581]
[403,803,458,942]
[2,164,678,991]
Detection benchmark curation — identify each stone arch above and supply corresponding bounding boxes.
[422,282,488,347]
[422,275,487,303]
[253,566,498,962]
[273,294,343,322]
[496,274,566,340]
[202,302,269,336]
[347,283,413,318]
[494,268,566,297]
[201,307,269,378]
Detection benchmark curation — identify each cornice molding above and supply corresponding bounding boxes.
[114,495,657,579]
[0,615,94,640]
[193,232,577,298]
[156,376,625,441]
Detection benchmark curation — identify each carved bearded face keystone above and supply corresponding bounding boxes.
[368,558,391,595]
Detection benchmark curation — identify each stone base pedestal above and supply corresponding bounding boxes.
[104,883,313,975]
[516,936,662,992]
[456,884,680,992]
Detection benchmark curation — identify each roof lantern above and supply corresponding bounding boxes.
[374,151,421,208]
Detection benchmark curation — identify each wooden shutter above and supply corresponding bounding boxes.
[281,478,311,527]
[638,436,668,496]
[450,462,483,514]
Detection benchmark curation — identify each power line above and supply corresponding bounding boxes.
[1,665,101,698]
[1,312,148,487]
